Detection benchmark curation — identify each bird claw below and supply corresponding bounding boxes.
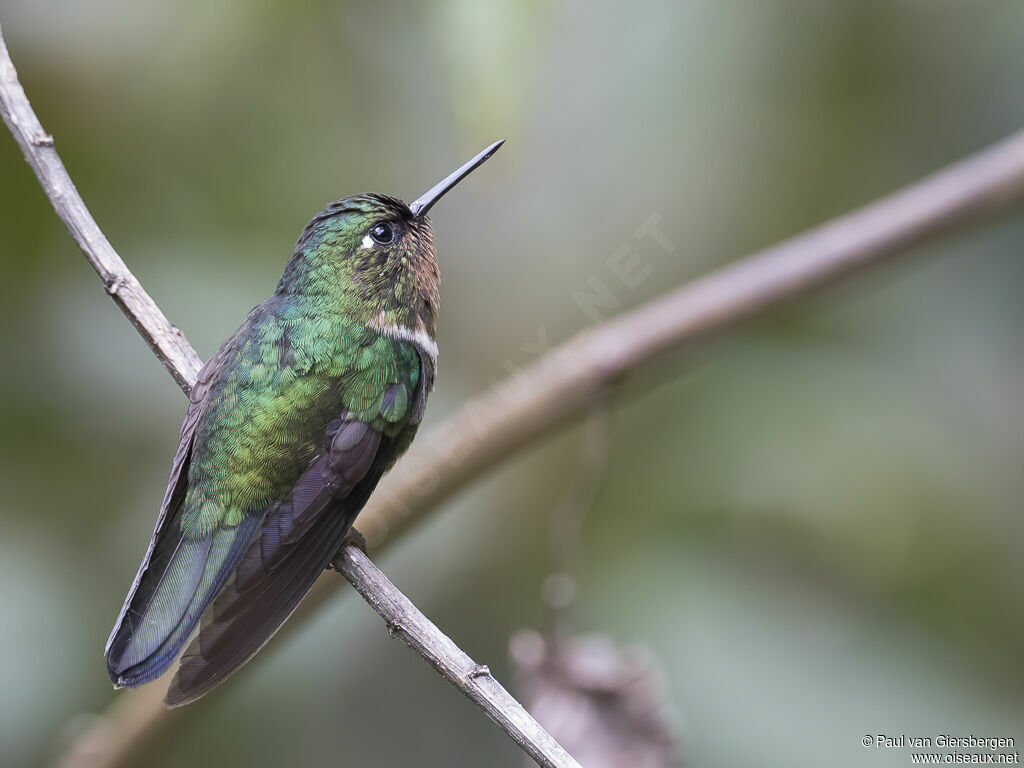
[327,526,368,572]
[343,527,367,553]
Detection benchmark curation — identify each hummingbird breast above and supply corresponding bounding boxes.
[180,296,425,537]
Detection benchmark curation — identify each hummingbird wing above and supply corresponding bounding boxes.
[162,331,434,706]
[107,309,432,701]
[104,330,260,688]
[164,412,401,707]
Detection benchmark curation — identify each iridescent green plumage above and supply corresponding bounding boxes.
[105,193,441,705]
[106,143,501,704]
[183,196,436,536]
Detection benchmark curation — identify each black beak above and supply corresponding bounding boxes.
[409,139,505,218]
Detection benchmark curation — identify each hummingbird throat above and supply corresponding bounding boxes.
[366,309,438,364]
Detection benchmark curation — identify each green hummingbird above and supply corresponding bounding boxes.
[105,140,504,707]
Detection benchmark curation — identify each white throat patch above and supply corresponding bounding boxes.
[367,317,438,364]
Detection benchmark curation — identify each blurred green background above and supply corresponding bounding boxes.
[2,1,1023,766]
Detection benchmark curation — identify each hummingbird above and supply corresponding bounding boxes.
[105,140,504,707]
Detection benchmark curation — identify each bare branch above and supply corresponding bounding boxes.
[0,25,202,392]
[333,545,582,768]
[0,25,576,768]
[7,17,1024,768]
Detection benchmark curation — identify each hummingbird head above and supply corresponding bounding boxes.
[278,140,504,337]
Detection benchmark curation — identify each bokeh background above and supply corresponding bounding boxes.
[2,1,1023,766]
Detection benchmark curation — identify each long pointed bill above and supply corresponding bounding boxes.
[409,139,505,218]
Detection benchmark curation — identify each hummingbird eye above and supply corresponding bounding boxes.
[369,222,395,245]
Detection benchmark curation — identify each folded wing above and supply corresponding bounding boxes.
[105,335,255,688]
[165,415,394,706]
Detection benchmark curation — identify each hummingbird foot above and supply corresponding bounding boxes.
[329,526,367,571]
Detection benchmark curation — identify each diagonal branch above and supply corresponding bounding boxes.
[6,19,1024,768]
[334,544,581,768]
[0,26,202,392]
[0,24,577,768]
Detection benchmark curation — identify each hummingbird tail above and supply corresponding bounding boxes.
[165,500,357,707]
[165,427,395,707]
[104,511,262,689]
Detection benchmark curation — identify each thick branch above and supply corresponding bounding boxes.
[0,25,202,392]
[334,545,582,768]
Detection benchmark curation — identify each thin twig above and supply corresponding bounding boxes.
[7,19,1024,768]
[0,26,576,768]
[0,25,202,392]
[333,545,582,768]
